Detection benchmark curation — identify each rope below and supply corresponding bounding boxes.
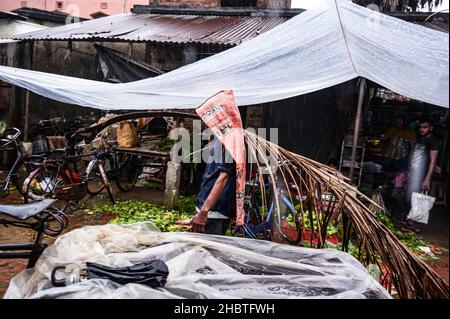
[333,0,358,75]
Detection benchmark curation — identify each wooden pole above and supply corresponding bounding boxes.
[24,90,30,141]
[349,78,366,183]
[24,41,34,142]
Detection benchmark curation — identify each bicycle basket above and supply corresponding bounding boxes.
[55,182,87,201]
[32,136,49,155]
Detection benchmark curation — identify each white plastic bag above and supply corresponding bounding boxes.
[407,191,435,224]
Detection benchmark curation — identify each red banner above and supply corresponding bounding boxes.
[196,90,246,226]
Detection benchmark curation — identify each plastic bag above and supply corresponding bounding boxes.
[407,191,435,224]
[117,121,138,148]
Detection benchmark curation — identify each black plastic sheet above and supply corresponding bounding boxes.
[86,259,169,288]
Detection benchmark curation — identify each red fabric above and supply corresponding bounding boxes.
[196,90,246,226]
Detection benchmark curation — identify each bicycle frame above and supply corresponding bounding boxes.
[0,206,68,268]
[85,155,109,185]
[1,128,28,197]
[84,150,115,203]
[0,218,47,268]
[241,180,298,240]
[1,150,24,196]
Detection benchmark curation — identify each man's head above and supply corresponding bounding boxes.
[418,118,434,137]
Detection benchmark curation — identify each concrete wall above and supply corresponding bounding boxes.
[0,38,150,133]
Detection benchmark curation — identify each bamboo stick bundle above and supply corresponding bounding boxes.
[243,130,449,299]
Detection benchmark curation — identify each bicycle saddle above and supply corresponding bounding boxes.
[0,199,56,220]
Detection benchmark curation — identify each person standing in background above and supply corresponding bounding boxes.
[404,118,440,218]
[382,115,415,173]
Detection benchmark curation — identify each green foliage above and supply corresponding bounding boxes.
[294,204,339,237]
[377,213,436,260]
[325,241,361,259]
[158,137,175,152]
[176,195,197,216]
[93,199,192,232]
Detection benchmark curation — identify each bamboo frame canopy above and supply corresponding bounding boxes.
[0,0,448,109]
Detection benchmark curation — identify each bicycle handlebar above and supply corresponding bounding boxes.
[0,128,21,150]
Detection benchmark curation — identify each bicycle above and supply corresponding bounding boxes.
[0,128,36,198]
[82,148,116,203]
[232,170,302,244]
[0,199,68,268]
[21,140,116,209]
[115,151,142,192]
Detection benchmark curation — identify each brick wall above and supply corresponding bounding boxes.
[148,0,221,8]
[256,0,291,9]
[148,0,291,8]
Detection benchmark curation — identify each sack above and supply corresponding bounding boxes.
[407,191,435,224]
[19,142,33,157]
[117,121,139,148]
[47,136,68,151]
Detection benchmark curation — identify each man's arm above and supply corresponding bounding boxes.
[190,171,230,233]
[422,150,438,190]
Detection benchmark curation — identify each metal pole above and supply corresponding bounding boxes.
[349,77,366,183]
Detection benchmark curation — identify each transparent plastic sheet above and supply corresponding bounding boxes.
[4,222,391,299]
[0,0,447,109]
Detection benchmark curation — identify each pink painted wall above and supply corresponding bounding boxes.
[0,0,150,19]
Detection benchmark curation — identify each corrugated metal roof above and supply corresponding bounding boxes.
[12,13,288,46]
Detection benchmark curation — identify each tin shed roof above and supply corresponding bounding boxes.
[12,13,288,46]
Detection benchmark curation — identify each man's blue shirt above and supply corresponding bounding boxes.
[196,140,236,218]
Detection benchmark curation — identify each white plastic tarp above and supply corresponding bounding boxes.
[4,222,391,299]
[0,0,448,109]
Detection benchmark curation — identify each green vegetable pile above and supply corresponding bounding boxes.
[176,195,197,215]
[158,137,175,152]
[93,196,196,232]
[293,203,339,238]
[290,203,437,261]
[377,213,437,261]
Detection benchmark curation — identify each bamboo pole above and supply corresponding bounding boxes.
[349,78,366,183]
[23,90,30,141]
[23,41,34,142]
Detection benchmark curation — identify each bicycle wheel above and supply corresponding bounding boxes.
[273,196,302,244]
[116,154,140,192]
[85,159,105,195]
[23,167,70,211]
[242,199,272,240]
